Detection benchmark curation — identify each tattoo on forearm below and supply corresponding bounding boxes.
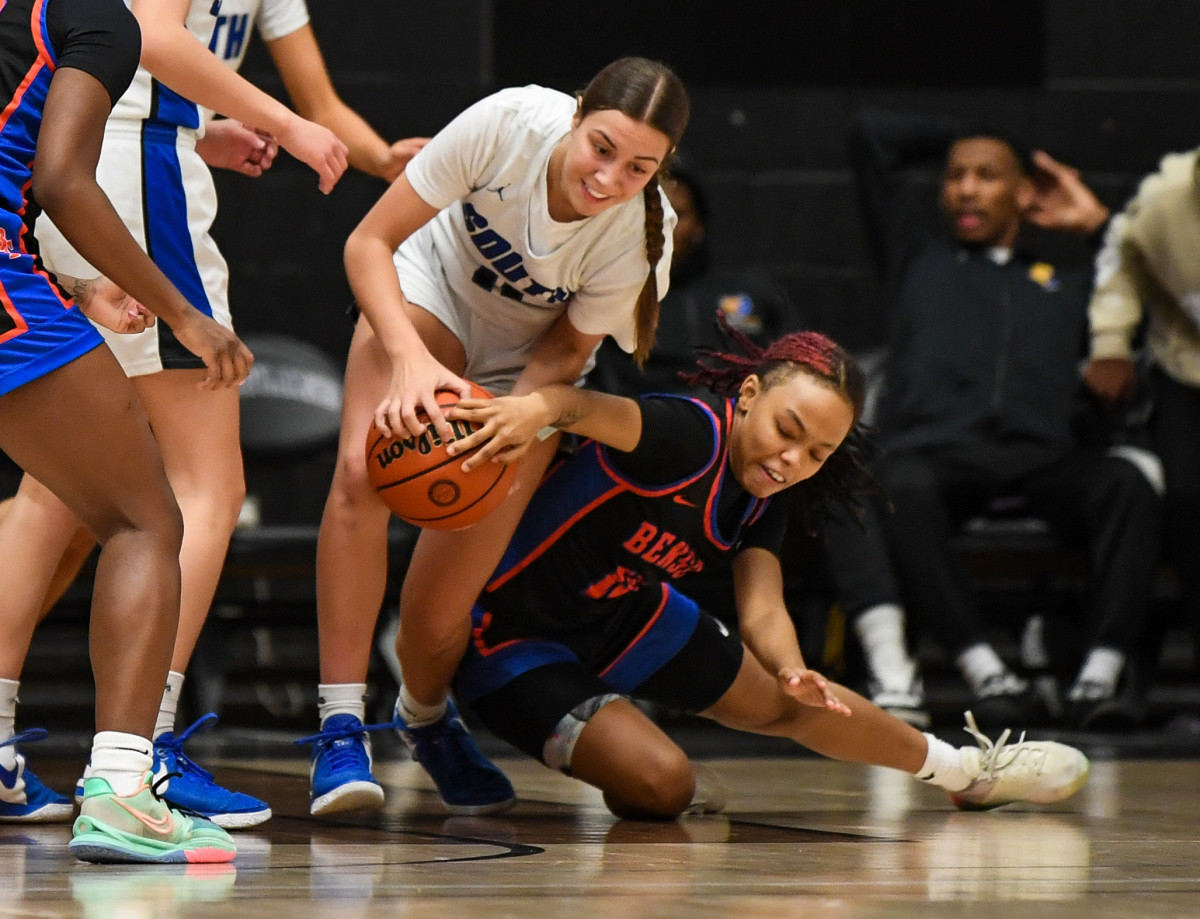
[555,408,584,429]
[71,277,88,303]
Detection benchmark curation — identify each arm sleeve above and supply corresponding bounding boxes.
[47,0,141,108]
[605,395,718,484]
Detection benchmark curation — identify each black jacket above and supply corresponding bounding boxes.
[851,111,1097,454]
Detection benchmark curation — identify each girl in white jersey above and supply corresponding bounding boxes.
[0,0,425,831]
[303,57,690,817]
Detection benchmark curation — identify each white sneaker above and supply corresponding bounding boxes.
[948,711,1090,811]
[683,763,728,815]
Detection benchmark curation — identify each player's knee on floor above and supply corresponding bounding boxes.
[601,747,695,820]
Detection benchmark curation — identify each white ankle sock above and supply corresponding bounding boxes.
[0,678,19,771]
[854,604,915,686]
[956,643,1008,694]
[318,683,368,725]
[1073,647,1125,696]
[89,731,154,796]
[914,733,973,793]
[396,686,445,729]
[153,671,185,740]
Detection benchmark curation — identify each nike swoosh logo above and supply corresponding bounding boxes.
[672,495,697,507]
[115,798,175,835]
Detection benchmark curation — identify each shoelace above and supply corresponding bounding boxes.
[147,768,207,819]
[294,720,394,771]
[962,710,1028,781]
[0,727,49,750]
[156,713,223,783]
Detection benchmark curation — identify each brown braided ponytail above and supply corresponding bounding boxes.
[577,57,689,365]
[632,176,666,364]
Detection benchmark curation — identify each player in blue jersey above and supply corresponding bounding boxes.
[0,0,251,862]
[435,322,1091,817]
[0,0,428,830]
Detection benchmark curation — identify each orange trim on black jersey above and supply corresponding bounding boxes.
[29,0,55,70]
[485,481,626,593]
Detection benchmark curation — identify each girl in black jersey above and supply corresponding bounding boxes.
[443,324,1091,819]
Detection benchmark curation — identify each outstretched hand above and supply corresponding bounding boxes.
[445,393,550,471]
[777,667,852,716]
[1024,150,1110,236]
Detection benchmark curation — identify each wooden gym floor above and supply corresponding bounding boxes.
[6,736,1200,919]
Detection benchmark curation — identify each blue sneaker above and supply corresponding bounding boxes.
[295,714,389,816]
[152,714,271,830]
[0,728,73,823]
[394,698,515,815]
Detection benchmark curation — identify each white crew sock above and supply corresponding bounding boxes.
[89,731,154,796]
[153,670,186,740]
[1071,647,1126,697]
[318,683,368,726]
[956,643,1009,694]
[0,678,19,771]
[854,603,916,686]
[913,733,973,793]
[396,686,446,729]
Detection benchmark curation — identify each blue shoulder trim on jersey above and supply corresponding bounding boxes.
[700,398,769,552]
[595,393,722,496]
[35,0,57,67]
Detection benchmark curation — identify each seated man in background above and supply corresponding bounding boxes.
[821,110,1162,731]
[1084,148,1200,680]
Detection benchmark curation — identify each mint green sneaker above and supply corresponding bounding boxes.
[69,773,236,864]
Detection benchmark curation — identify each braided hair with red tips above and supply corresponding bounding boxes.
[680,314,879,531]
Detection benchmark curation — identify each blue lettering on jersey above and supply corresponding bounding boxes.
[209,14,250,60]
[461,202,572,304]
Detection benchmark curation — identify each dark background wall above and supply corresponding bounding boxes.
[213,0,1200,361]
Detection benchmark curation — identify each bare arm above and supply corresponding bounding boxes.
[37,67,251,387]
[440,315,607,469]
[343,174,461,439]
[732,547,850,714]
[448,381,645,468]
[266,25,428,182]
[130,0,346,193]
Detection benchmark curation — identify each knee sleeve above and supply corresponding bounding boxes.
[542,693,622,775]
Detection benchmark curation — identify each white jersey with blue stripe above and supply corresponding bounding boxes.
[109,0,308,131]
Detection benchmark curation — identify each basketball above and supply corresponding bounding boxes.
[364,382,517,530]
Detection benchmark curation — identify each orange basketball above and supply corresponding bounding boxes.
[364,382,517,530]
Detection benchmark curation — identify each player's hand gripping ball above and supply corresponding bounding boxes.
[365,382,517,530]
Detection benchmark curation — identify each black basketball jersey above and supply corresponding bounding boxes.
[476,393,789,662]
